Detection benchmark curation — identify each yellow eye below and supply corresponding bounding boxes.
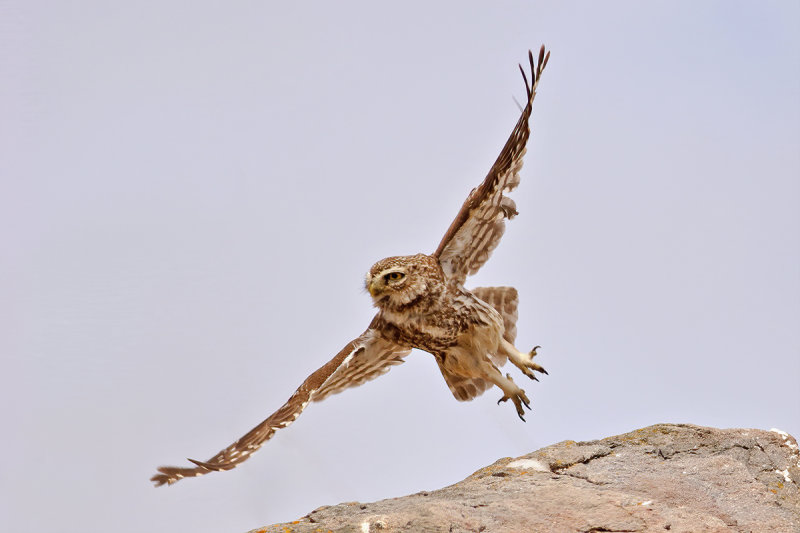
[385,272,405,282]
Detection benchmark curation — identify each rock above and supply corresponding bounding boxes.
[249,424,800,533]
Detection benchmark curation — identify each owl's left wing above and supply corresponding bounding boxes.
[311,323,411,402]
[433,47,549,285]
[151,324,409,486]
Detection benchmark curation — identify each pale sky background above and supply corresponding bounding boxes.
[2,1,799,532]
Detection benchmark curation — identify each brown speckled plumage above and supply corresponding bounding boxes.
[152,47,550,487]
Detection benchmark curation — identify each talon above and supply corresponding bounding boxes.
[497,396,509,405]
[520,390,531,411]
[522,367,541,381]
[530,345,541,356]
[514,401,526,420]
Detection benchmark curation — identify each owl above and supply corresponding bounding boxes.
[152,46,550,486]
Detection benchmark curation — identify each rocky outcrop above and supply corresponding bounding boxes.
[250,424,800,532]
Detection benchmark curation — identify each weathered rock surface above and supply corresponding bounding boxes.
[250,424,800,533]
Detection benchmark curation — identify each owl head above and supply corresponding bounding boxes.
[365,253,444,309]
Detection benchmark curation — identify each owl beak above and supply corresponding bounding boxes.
[367,277,382,297]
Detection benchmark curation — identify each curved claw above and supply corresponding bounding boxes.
[521,366,542,381]
[497,382,531,422]
[525,346,548,378]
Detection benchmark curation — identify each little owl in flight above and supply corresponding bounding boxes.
[152,46,550,486]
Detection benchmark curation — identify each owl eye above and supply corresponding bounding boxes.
[384,272,405,282]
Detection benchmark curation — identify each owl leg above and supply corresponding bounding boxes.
[489,370,530,421]
[500,339,548,381]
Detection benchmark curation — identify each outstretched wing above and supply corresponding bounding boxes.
[151,326,409,486]
[433,46,549,285]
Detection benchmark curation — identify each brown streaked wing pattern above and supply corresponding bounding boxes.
[150,326,409,486]
[312,328,411,402]
[436,362,493,402]
[433,47,549,284]
[471,286,519,345]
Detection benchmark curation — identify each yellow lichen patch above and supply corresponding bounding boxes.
[469,460,513,479]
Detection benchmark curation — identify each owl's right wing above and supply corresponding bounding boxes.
[151,324,409,486]
[433,47,549,285]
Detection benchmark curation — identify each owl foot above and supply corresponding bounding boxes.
[522,345,548,380]
[502,340,547,381]
[496,374,531,421]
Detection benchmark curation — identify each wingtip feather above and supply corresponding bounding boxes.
[519,63,531,100]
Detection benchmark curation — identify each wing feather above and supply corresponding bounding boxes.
[471,286,519,345]
[151,326,409,486]
[437,362,493,402]
[312,329,410,402]
[433,46,549,284]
